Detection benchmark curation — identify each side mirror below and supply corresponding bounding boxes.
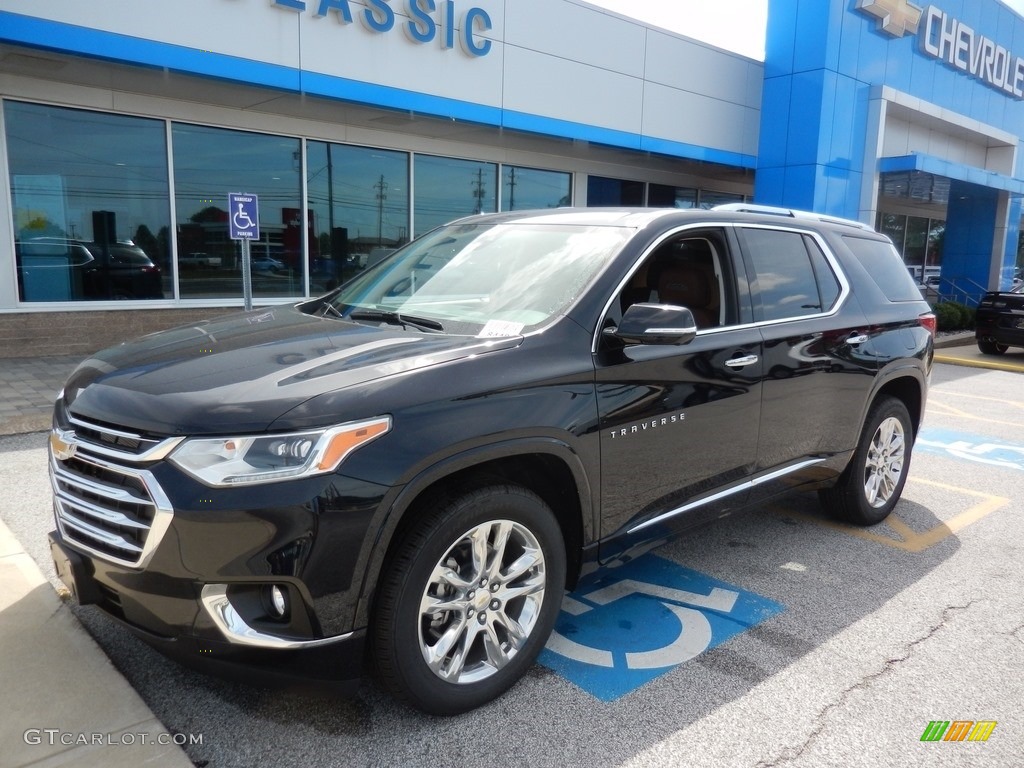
[611,303,698,345]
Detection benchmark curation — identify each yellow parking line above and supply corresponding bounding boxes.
[925,400,1024,429]
[929,391,1024,409]
[781,478,1009,552]
[934,353,1024,372]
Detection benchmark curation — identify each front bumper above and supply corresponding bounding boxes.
[47,411,391,688]
[49,525,369,690]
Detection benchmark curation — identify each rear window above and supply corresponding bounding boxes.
[842,236,922,302]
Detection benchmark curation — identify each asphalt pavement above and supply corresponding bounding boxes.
[2,334,1022,767]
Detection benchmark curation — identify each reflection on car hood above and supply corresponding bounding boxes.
[62,306,520,435]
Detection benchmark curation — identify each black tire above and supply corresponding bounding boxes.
[372,484,566,715]
[819,396,913,526]
[977,339,1008,355]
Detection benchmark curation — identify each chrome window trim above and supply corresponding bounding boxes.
[591,221,856,354]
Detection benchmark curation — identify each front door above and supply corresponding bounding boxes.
[594,227,763,560]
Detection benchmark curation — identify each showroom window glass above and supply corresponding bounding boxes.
[307,141,409,291]
[172,124,302,300]
[5,101,171,302]
[697,189,744,209]
[587,175,645,206]
[501,166,571,210]
[413,155,497,237]
[648,184,698,208]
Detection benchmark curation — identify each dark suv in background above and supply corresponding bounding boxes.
[47,206,934,714]
[16,237,163,300]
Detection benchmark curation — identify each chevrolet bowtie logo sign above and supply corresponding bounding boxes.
[856,0,923,38]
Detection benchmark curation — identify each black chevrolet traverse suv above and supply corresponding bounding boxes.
[48,205,934,713]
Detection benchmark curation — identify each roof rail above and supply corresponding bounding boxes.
[712,203,873,232]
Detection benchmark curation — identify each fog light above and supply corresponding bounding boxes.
[264,584,289,620]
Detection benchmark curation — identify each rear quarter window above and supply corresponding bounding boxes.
[842,236,922,302]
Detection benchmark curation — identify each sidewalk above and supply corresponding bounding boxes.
[0,519,193,768]
[933,334,1024,372]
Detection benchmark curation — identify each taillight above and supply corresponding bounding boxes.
[918,312,937,337]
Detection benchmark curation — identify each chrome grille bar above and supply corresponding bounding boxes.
[49,427,174,569]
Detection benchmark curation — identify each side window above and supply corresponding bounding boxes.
[616,230,736,330]
[804,236,841,311]
[740,228,831,322]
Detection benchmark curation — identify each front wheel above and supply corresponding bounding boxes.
[819,396,913,526]
[372,484,566,714]
[977,339,1008,355]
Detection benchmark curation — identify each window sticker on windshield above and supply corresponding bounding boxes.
[477,320,525,338]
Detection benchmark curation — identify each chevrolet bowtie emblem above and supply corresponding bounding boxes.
[49,429,78,461]
[856,0,923,38]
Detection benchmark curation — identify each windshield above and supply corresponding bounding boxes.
[325,220,633,335]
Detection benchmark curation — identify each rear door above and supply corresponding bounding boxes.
[734,225,876,502]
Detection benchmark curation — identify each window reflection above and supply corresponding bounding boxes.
[172,124,302,300]
[697,190,744,209]
[414,155,497,237]
[501,166,571,210]
[648,184,698,208]
[5,101,171,301]
[587,176,644,206]
[307,141,409,292]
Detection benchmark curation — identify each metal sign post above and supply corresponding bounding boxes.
[228,192,259,311]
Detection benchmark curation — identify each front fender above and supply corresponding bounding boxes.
[350,436,596,629]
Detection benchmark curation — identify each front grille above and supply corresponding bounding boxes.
[50,416,178,568]
[65,411,173,461]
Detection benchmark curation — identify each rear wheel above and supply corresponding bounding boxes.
[977,339,1008,355]
[819,396,913,526]
[372,484,565,714]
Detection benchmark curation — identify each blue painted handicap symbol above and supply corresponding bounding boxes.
[538,555,784,701]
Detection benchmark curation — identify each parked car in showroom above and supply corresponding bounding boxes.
[47,206,934,714]
[975,280,1024,354]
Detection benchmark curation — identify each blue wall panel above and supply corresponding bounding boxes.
[759,0,1024,272]
[941,183,999,300]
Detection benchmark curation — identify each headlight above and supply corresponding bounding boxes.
[168,416,391,487]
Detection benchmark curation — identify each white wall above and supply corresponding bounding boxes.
[0,0,762,161]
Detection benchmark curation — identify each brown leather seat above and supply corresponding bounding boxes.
[656,261,719,329]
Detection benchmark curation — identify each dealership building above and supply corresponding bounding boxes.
[1,0,1022,355]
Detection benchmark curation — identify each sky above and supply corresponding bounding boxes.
[584,0,1024,61]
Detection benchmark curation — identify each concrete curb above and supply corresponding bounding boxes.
[0,518,194,768]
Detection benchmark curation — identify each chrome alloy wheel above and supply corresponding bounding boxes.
[863,415,906,508]
[418,519,547,684]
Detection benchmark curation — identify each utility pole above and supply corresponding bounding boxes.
[374,174,387,246]
[471,168,486,214]
[506,167,517,211]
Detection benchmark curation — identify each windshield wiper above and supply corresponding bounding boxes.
[319,301,344,319]
[348,309,444,332]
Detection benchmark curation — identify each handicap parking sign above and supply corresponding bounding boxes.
[229,192,259,240]
[539,555,784,701]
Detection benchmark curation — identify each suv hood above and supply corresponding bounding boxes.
[62,306,520,435]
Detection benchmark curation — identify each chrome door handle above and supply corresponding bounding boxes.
[847,334,869,345]
[725,354,759,368]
